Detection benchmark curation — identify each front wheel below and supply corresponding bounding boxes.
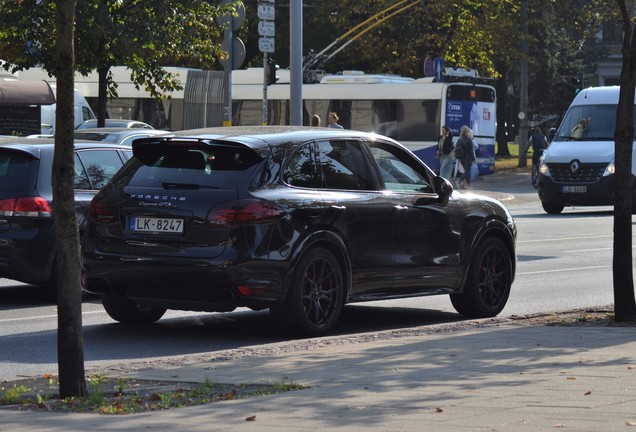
[101,295,166,324]
[282,247,344,336]
[451,237,513,318]
[541,201,564,214]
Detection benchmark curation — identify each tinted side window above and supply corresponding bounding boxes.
[75,149,125,190]
[283,143,317,188]
[74,153,91,189]
[82,106,93,121]
[368,142,433,193]
[316,140,374,191]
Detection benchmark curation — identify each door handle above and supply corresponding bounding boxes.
[394,205,408,214]
[330,205,346,214]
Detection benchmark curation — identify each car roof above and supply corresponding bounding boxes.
[74,127,169,135]
[0,139,132,157]
[74,128,171,145]
[147,125,395,150]
[77,119,154,128]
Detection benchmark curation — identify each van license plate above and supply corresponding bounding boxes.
[561,185,587,193]
[130,217,184,233]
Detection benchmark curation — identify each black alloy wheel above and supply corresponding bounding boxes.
[284,247,344,336]
[450,237,512,318]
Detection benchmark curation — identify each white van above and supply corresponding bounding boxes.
[537,86,634,214]
[40,84,96,134]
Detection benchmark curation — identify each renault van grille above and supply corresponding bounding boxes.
[548,163,607,183]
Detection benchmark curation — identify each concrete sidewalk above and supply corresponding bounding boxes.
[2,322,635,431]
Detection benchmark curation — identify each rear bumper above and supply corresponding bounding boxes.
[82,253,290,312]
[0,228,56,284]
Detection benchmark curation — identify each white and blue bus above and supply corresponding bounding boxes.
[230,68,497,174]
[17,66,496,174]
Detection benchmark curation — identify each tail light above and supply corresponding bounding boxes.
[0,197,52,217]
[88,195,116,223]
[206,199,284,227]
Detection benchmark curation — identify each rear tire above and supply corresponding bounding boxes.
[101,295,166,324]
[282,247,344,336]
[541,201,564,214]
[451,237,512,318]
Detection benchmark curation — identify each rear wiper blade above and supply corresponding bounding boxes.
[161,182,218,190]
[162,182,200,190]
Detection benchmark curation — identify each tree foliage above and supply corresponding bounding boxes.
[0,0,229,123]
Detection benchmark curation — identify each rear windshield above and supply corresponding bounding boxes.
[74,132,119,143]
[127,143,263,188]
[0,149,38,191]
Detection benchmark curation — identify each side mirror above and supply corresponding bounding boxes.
[433,175,453,199]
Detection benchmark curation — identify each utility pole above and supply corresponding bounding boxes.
[289,0,302,125]
[518,0,529,168]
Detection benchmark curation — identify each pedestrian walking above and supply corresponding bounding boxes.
[455,125,476,189]
[327,112,344,129]
[436,125,454,181]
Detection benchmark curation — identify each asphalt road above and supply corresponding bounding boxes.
[0,172,620,381]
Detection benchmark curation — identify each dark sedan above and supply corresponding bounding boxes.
[81,126,516,335]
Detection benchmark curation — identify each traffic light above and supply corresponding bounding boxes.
[267,58,279,85]
[574,72,585,94]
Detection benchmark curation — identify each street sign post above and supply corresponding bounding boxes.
[259,37,275,53]
[434,58,445,82]
[258,21,275,37]
[258,4,275,20]
[259,0,276,125]
[217,0,247,127]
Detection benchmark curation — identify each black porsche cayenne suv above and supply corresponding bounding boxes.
[81,126,516,336]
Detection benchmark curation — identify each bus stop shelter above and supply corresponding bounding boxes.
[0,80,55,135]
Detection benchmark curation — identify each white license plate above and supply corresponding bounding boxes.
[130,217,184,233]
[561,185,587,193]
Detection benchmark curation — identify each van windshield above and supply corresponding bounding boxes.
[555,104,636,141]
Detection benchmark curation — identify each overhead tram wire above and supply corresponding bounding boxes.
[302,0,421,81]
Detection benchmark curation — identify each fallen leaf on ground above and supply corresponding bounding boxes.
[245,415,256,422]
[435,407,443,412]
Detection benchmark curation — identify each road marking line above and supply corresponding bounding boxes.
[518,235,613,243]
[518,264,610,275]
[0,310,103,323]
[562,247,614,253]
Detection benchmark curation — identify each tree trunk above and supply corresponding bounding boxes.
[97,64,108,127]
[495,71,511,158]
[53,0,87,398]
[613,0,636,322]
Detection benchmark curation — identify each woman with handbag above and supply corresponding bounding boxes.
[455,125,476,189]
